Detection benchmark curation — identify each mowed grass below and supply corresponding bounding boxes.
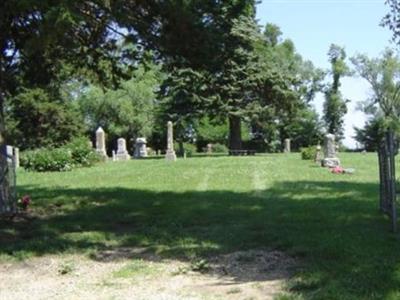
[2,153,400,299]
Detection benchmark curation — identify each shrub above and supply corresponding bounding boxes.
[21,148,73,172]
[63,137,101,167]
[211,143,228,153]
[21,137,101,172]
[301,146,317,160]
[174,142,197,157]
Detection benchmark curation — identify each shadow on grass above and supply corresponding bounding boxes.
[1,180,400,298]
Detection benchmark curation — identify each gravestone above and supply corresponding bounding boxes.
[207,143,212,154]
[96,127,107,158]
[322,134,340,167]
[116,138,130,160]
[165,121,177,161]
[112,150,116,161]
[284,139,291,153]
[314,145,322,164]
[6,146,13,164]
[134,138,148,158]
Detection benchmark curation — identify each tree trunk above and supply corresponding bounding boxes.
[178,140,184,157]
[229,115,242,150]
[0,92,15,215]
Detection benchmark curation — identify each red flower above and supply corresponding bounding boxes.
[19,195,31,210]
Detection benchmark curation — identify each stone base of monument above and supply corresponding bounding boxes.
[322,157,340,168]
[116,153,130,161]
[165,150,177,161]
[96,150,108,161]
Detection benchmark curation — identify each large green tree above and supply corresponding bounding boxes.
[323,44,350,142]
[78,63,161,152]
[351,49,400,149]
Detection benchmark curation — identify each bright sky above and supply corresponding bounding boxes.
[256,0,393,148]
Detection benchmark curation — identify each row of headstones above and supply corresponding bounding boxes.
[284,134,340,167]
[95,127,148,160]
[95,121,177,161]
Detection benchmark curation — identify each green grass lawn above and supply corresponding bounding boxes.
[2,153,400,299]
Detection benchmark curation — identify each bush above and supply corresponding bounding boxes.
[174,142,197,157]
[21,137,101,172]
[300,146,317,160]
[21,148,73,172]
[63,137,101,167]
[211,143,228,153]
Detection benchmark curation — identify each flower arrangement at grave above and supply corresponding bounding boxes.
[18,195,31,211]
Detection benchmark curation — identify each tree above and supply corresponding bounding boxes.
[6,88,84,150]
[78,63,161,152]
[382,0,400,44]
[354,118,386,151]
[0,0,132,213]
[351,49,400,147]
[323,44,350,142]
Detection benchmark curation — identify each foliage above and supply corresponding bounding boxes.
[300,146,317,160]
[174,142,197,157]
[382,0,400,45]
[63,137,102,167]
[211,143,229,153]
[352,49,400,124]
[21,137,100,172]
[323,44,350,142]
[78,63,161,150]
[195,117,229,146]
[21,148,74,172]
[353,118,386,151]
[5,88,84,150]
[351,49,400,147]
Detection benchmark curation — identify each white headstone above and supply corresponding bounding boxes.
[284,139,291,153]
[112,150,116,161]
[315,145,322,164]
[322,134,340,167]
[134,138,148,158]
[6,145,13,164]
[116,138,130,160]
[96,127,107,157]
[165,121,177,161]
[207,143,212,154]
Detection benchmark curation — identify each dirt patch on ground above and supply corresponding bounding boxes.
[0,249,296,300]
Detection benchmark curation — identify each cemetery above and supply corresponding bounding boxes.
[3,1,400,300]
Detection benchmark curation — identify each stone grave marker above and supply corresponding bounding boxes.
[134,138,148,158]
[165,121,177,161]
[322,134,340,167]
[116,138,130,160]
[96,127,107,158]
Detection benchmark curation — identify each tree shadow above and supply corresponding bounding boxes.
[1,180,400,298]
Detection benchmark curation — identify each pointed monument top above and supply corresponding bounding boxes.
[96,126,104,133]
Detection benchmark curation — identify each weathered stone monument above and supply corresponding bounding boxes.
[315,144,322,164]
[322,134,340,167]
[6,146,13,164]
[284,139,291,153]
[116,138,130,160]
[5,146,19,169]
[165,121,177,161]
[112,150,116,161]
[134,138,148,158]
[207,143,212,154]
[96,127,107,158]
